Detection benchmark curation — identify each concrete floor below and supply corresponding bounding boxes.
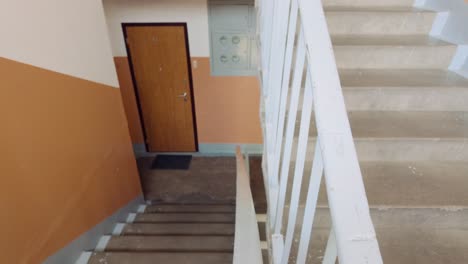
[137,156,236,204]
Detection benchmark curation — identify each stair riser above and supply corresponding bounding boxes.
[88,252,233,264]
[323,0,415,9]
[282,87,468,111]
[105,236,234,252]
[292,112,468,138]
[284,162,468,206]
[326,11,436,36]
[343,87,468,111]
[334,45,456,69]
[145,205,235,214]
[290,139,468,161]
[283,207,468,229]
[281,209,468,264]
[133,213,235,223]
[121,223,234,236]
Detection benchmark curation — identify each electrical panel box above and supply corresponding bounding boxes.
[208,1,257,76]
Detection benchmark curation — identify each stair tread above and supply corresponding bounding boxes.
[121,223,234,236]
[105,235,234,252]
[88,252,233,264]
[296,226,468,264]
[338,69,468,87]
[314,161,468,207]
[308,111,468,138]
[332,35,452,46]
[145,204,235,213]
[133,213,235,223]
[324,6,432,12]
[326,10,435,36]
[309,207,468,229]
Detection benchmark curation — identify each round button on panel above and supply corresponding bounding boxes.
[232,55,240,63]
[232,36,241,44]
[219,36,228,46]
[220,55,228,63]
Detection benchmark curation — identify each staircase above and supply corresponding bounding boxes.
[286,0,468,263]
[77,203,236,264]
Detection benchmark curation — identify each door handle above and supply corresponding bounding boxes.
[178,92,188,101]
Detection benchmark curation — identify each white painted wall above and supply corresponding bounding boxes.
[417,0,468,43]
[415,0,468,77]
[0,0,118,86]
[103,0,210,57]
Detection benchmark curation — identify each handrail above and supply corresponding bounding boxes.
[233,146,263,264]
[256,0,383,263]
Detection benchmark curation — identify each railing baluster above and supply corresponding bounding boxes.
[271,0,299,231]
[257,0,382,262]
[296,140,324,264]
[274,29,306,234]
[322,228,338,264]
[281,71,313,264]
[269,0,293,171]
[266,0,293,228]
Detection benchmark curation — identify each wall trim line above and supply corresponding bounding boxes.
[199,143,263,155]
[43,195,144,264]
[133,143,263,156]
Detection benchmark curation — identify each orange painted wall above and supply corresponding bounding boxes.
[0,57,142,264]
[114,56,262,145]
[192,57,262,144]
[114,57,145,144]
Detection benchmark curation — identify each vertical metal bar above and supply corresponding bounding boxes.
[322,228,338,264]
[265,0,293,228]
[274,30,306,234]
[271,0,299,230]
[296,140,324,264]
[280,70,314,264]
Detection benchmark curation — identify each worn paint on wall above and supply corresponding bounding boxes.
[0,57,142,264]
[114,56,262,145]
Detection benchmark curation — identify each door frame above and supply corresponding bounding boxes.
[122,22,199,152]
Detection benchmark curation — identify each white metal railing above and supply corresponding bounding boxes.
[256,0,383,263]
[233,146,263,264]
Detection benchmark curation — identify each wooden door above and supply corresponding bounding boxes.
[124,24,197,152]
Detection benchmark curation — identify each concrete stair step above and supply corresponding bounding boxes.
[304,228,468,264]
[286,161,468,207]
[333,44,456,70]
[322,0,415,10]
[324,6,428,12]
[301,111,468,138]
[132,213,235,223]
[104,235,234,252]
[331,35,452,46]
[309,207,468,229]
[281,70,468,111]
[120,223,234,236]
[342,86,468,111]
[325,11,436,36]
[286,208,468,264]
[293,138,468,162]
[322,161,468,207]
[338,69,468,87]
[145,204,235,213]
[87,252,233,264]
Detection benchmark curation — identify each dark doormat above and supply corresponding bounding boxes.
[151,155,192,170]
